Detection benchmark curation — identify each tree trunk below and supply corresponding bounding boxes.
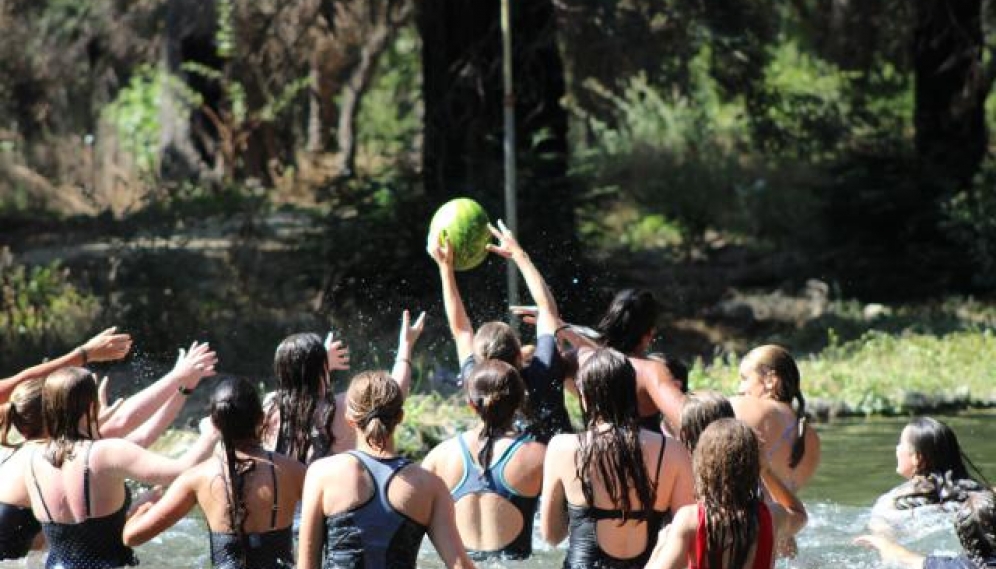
[419,0,583,311]
[913,0,988,191]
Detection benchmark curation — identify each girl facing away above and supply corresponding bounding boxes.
[0,340,216,562]
[297,371,476,569]
[263,309,425,462]
[124,377,306,569]
[540,347,694,569]
[589,289,687,434]
[646,418,808,569]
[24,366,219,569]
[428,220,572,442]
[731,345,821,492]
[422,359,546,560]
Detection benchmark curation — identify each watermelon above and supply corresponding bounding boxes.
[428,198,492,271]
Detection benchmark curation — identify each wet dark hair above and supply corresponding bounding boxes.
[954,490,996,566]
[466,360,525,473]
[694,419,763,569]
[894,417,990,509]
[745,345,808,468]
[473,322,522,367]
[211,377,265,565]
[346,371,404,450]
[596,289,659,355]
[42,367,101,467]
[270,333,335,463]
[576,348,654,518]
[679,391,735,453]
[0,378,44,446]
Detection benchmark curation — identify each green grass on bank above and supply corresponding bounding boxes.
[397,329,996,455]
[692,329,996,416]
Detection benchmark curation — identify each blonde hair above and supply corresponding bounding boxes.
[346,371,404,450]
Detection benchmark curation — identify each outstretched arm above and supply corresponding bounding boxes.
[0,326,132,404]
[428,237,474,362]
[853,535,925,569]
[101,341,217,439]
[487,220,559,335]
[761,464,808,538]
[122,470,198,546]
[391,309,426,397]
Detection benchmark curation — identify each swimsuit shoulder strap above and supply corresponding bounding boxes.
[456,433,476,472]
[654,435,667,488]
[268,451,278,529]
[29,448,54,522]
[83,441,94,519]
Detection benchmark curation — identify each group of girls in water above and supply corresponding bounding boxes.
[0,221,991,569]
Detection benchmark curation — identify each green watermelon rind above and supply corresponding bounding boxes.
[428,198,491,271]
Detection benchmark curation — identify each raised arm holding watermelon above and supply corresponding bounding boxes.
[427,208,573,441]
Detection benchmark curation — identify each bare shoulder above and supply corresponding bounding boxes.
[425,436,466,469]
[307,452,362,481]
[520,439,548,462]
[272,452,306,478]
[547,433,578,454]
[671,503,700,534]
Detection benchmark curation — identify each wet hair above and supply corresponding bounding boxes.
[679,391,735,453]
[346,371,404,450]
[42,367,101,467]
[466,360,525,473]
[0,378,44,446]
[647,352,689,393]
[270,333,335,463]
[473,322,522,367]
[744,345,808,468]
[954,490,996,566]
[576,348,654,518]
[894,417,990,509]
[694,418,763,569]
[211,377,265,567]
[596,289,659,355]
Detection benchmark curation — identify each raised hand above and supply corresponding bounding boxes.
[486,219,525,260]
[427,235,455,268]
[171,341,218,387]
[324,332,351,371]
[82,327,133,363]
[97,375,125,425]
[398,309,427,348]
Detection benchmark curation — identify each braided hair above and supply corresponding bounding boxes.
[465,360,525,474]
[211,377,265,566]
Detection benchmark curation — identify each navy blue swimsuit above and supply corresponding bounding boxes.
[450,433,538,560]
[209,452,294,569]
[460,333,572,443]
[322,451,427,569]
[0,447,41,560]
[30,443,138,569]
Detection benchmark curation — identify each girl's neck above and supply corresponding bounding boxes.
[355,435,396,458]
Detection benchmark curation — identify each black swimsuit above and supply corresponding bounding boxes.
[321,451,427,569]
[209,451,294,569]
[562,438,671,569]
[30,443,138,569]
[0,447,41,560]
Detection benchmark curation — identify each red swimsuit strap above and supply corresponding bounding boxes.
[688,502,774,569]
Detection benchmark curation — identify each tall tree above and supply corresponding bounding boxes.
[419,0,581,307]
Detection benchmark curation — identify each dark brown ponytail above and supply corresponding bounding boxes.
[466,360,525,472]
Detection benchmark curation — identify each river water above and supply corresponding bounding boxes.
[4,410,994,568]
